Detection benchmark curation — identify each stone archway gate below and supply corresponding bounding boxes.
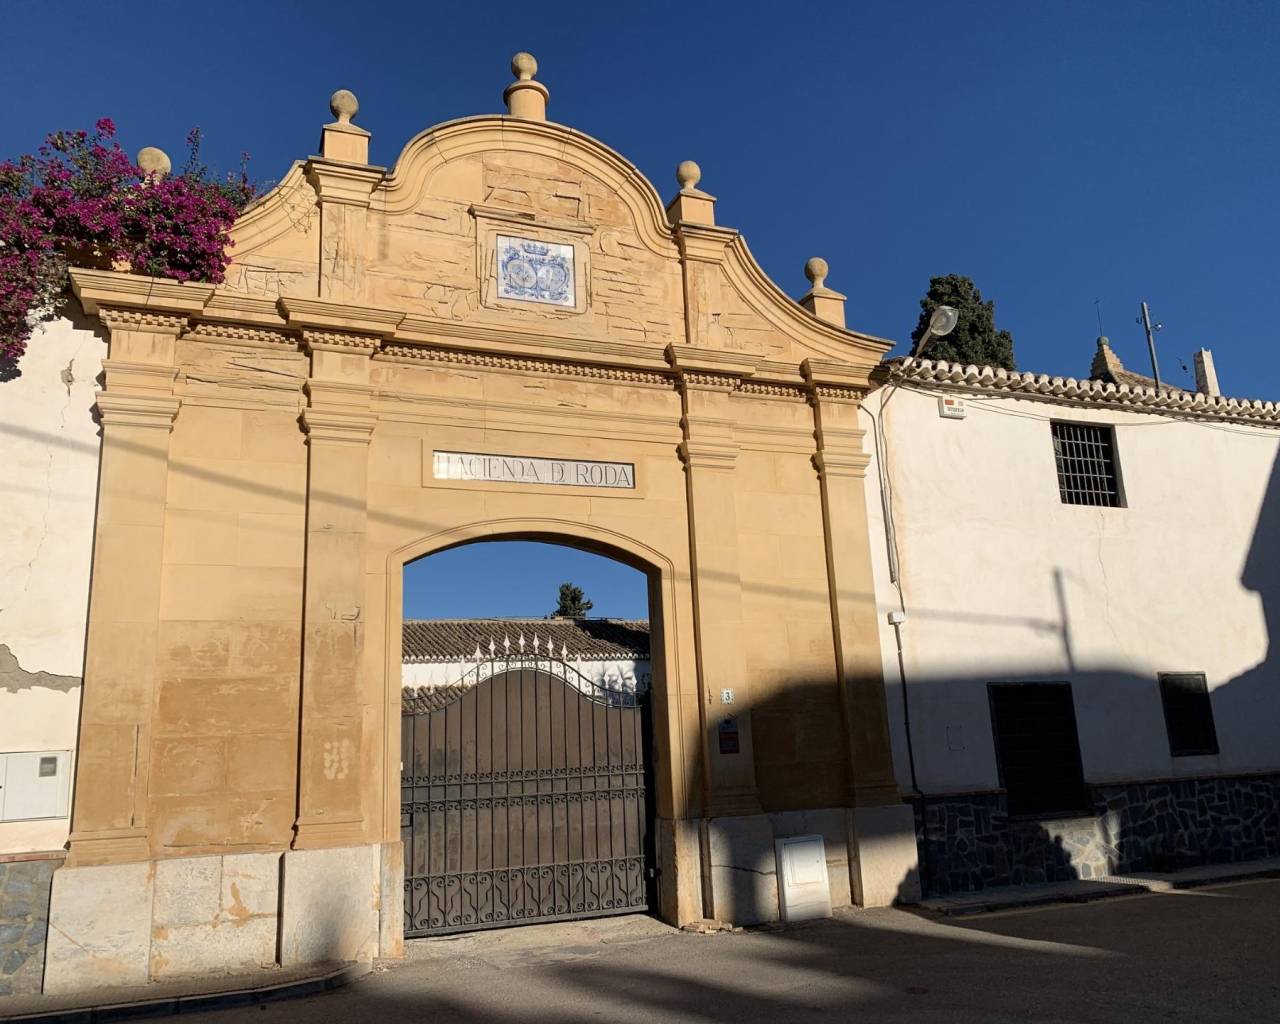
[42,58,920,994]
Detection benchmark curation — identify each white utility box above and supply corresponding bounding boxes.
[0,750,72,821]
[774,833,832,922]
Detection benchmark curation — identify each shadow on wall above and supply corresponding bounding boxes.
[891,448,1280,898]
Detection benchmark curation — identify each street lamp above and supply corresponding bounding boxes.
[914,305,959,356]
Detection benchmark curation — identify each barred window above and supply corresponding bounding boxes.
[1051,421,1122,507]
[1158,673,1219,757]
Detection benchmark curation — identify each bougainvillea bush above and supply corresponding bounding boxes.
[0,119,256,361]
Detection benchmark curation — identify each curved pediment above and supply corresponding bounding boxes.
[219,102,890,379]
[379,116,675,257]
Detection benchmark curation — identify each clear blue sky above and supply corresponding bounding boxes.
[11,1,1277,616]
[405,542,647,620]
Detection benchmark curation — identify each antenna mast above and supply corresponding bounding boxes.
[1138,300,1164,393]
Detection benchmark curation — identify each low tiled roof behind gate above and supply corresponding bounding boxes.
[402,617,650,662]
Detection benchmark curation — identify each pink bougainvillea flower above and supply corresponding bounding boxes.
[0,119,257,362]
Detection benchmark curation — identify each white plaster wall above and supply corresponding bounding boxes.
[861,383,1280,795]
[0,315,105,852]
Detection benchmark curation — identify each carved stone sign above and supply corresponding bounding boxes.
[433,451,636,489]
[496,235,575,306]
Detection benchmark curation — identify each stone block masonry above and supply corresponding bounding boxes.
[37,843,392,994]
[0,857,58,996]
[913,772,1280,896]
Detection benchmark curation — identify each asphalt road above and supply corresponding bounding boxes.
[182,878,1280,1023]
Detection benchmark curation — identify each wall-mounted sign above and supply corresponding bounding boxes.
[718,718,740,755]
[433,451,636,489]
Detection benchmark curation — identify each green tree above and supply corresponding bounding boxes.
[909,274,1016,370]
[553,582,594,618]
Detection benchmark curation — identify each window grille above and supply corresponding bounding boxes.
[988,683,1090,817]
[1051,421,1122,507]
[1158,673,1219,757]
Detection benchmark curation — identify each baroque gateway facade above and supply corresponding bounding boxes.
[34,56,918,990]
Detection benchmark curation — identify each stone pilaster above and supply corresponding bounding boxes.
[667,346,761,818]
[802,360,901,809]
[306,160,383,304]
[292,329,379,849]
[66,307,187,866]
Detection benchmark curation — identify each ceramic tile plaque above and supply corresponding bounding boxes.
[496,235,575,307]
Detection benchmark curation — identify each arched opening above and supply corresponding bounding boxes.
[395,535,665,936]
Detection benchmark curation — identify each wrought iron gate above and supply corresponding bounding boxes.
[401,657,652,936]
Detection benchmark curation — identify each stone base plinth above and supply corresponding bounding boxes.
[43,852,282,995]
[700,805,905,924]
[702,814,777,925]
[150,852,279,979]
[655,816,704,926]
[41,842,397,996]
[849,803,921,907]
[43,861,154,994]
[377,841,404,960]
[280,844,380,967]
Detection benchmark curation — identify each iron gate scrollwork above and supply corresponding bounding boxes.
[401,656,653,936]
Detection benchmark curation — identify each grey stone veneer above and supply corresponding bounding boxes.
[912,773,1280,896]
[0,858,58,995]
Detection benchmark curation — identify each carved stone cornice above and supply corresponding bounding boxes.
[185,322,298,350]
[201,291,286,328]
[302,330,382,356]
[99,360,180,394]
[304,379,375,407]
[809,383,866,405]
[678,438,738,471]
[278,296,404,337]
[304,157,386,207]
[300,407,377,446]
[95,392,181,430]
[665,344,759,392]
[380,344,670,386]
[468,203,595,236]
[812,449,871,480]
[738,380,808,401]
[681,371,740,392]
[98,307,188,336]
[70,268,214,317]
[801,357,870,405]
[671,221,737,264]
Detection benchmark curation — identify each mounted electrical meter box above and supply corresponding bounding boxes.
[775,834,832,922]
[0,750,72,821]
[937,396,967,419]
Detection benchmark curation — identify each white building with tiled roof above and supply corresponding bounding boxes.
[862,342,1280,896]
[401,617,651,702]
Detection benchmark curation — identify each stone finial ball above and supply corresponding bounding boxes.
[805,257,829,287]
[676,160,701,191]
[330,89,359,124]
[512,52,538,80]
[136,146,171,177]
